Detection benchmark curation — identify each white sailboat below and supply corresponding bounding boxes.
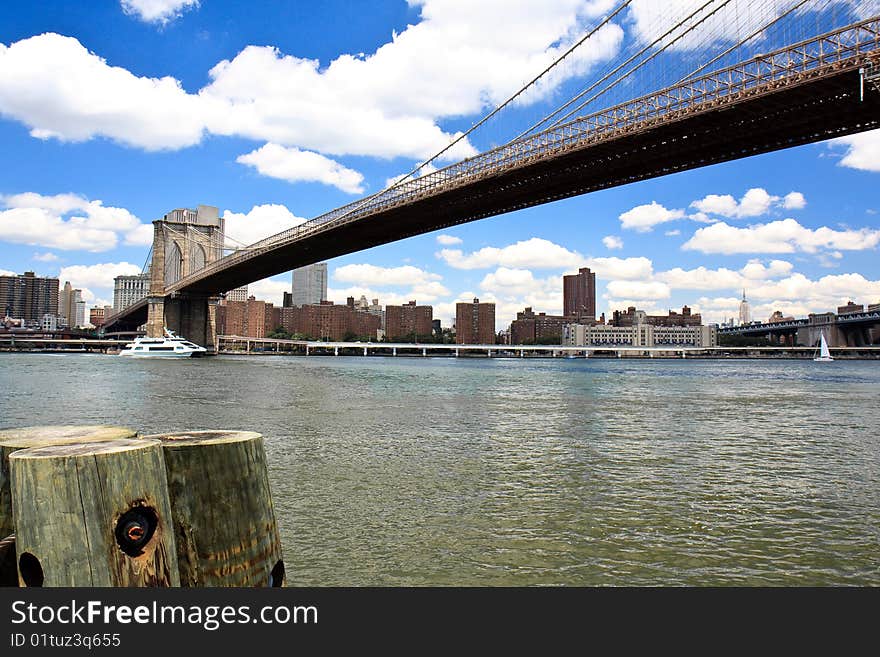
[813,333,833,362]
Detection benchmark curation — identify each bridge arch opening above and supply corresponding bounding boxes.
[189,244,206,274]
[164,240,183,287]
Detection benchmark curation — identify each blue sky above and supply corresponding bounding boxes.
[1,0,879,329]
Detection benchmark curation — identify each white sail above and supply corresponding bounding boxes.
[814,333,833,362]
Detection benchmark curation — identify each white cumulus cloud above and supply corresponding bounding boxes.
[120,0,200,24]
[606,280,670,300]
[0,192,149,252]
[0,2,624,161]
[829,129,880,172]
[435,234,462,246]
[478,267,564,327]
[690,187,797,219]
[222,204,309,248]
[0,34,208,150]
[58,262,142,296]
[602,235,623,250]
[583,256,653,281]
[683,219,880,255]
[741,259,794,280]
[333,264,442,287]
[236,143,365,194]
[437,237,583,270]
[656,260,794,291]
[619,201,685,232]
[782,192,806,210]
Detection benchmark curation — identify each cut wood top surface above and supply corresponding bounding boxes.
[0,425,137,449]
[141,430,261,446]
[8,438,161,460]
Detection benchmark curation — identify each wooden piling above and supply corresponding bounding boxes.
[142,431,285,587]
[0,425,137,540]
[0,534,15,587]
[9,438,179,587]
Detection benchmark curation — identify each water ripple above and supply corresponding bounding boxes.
[1,354,877,585]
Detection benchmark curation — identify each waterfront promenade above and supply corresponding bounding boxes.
[3,333,880,358]
[216,335,880,359]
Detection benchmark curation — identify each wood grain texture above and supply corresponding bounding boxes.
[9,438,179,587]
[0,425,137,539]
[142,431,285,587]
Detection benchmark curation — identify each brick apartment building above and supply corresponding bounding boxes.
[385,300,433,340]
[563,267,596,321]
[217,297,275,338]
[456,298,495,344]
[509,307,571,344]
[275,301,380,341]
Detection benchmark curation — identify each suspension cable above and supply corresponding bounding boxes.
[511,0,721,139]
[676,0,816,84]
[385,0,634,187]
[535,0,739,136]
[140,246,152,275]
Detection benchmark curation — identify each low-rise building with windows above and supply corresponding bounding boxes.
[563,322,716,348]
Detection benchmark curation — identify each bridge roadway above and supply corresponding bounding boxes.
[217,336,880,359]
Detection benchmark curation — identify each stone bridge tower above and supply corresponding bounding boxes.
[146,205,224,348]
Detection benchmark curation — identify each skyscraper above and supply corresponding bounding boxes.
[563,267,596,320]
[74,299,87,328]
[292,263,328,306]
[59,281,73,325]
[58,281,83,327]
[738,289,751,325]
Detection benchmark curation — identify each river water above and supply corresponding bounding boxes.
[1,353,877,585]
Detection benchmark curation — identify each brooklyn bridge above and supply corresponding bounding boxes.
[103,5,880,349]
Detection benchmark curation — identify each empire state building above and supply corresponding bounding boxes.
[738,290,751,325]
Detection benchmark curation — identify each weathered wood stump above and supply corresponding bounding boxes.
[0,534,16,586]
[0,425,137,539]
[142,431,285,587]
[9,438,179,587]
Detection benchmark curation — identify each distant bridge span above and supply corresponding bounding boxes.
[105,18,880,343]
[721,310,880,346]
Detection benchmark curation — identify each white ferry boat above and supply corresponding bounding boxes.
[119,329,208,358]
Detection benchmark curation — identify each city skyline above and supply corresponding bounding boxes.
[0,1,879,331]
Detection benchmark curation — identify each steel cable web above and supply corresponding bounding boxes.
[515,0,732,140]
[516,0,840,140]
